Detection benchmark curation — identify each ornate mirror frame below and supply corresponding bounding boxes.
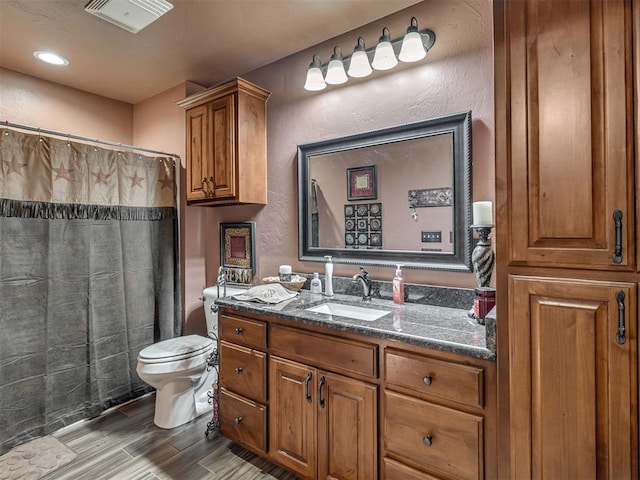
[297,111,473,271]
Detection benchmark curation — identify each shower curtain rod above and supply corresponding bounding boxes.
[2,120,180,160]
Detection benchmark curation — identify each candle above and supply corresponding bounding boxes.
[279,265,292,282]
[473,201,493,225]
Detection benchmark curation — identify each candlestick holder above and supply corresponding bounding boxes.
[471,224,495,287]
[468,224,496,323]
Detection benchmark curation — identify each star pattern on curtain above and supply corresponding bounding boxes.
[4,156,26,176]
[159,173,173,191]
[93,168,111,185]
[129,171,144,188]
[53,163,72,181]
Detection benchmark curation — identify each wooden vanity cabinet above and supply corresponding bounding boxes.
[269,325,378,480]
[218,307,496,480]
[218,313,268,455]
[178,77,270,206]
[383,348,490,480]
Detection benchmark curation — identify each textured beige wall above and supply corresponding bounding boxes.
[227,0,494,288]
[0,0,494,335]
[0,67,132,142]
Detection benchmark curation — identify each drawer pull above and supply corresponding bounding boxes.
[234,367,243,374]
[422,434,433,446]
[318,375,326,409]
[234,416,242,424]
[304,371,312,403]
[234,327,243,334]
[613,210,623,264]
[423,375,433,386]
[616,290,626,344]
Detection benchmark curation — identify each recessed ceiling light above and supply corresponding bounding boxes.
[33,51,69,66]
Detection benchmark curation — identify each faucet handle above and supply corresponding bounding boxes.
[360,267,369,278]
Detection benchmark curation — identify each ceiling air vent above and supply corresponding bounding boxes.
[84,0,173,34]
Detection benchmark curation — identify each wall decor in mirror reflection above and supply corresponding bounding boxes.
[297,111,473,271]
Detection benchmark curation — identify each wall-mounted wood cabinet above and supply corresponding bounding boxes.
[178,77,270,206]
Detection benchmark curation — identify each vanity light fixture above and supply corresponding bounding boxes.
[398,17,427,62]
[303,17,435,91]
[371,27,398,71]
[303,54,327,91]
[33,51,69,66]
[347,37,372,78]
[325,46,348,85]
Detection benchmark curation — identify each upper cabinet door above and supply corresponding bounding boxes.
[209,94,236,200]
[185,104,209,202]
[501,0,635,269]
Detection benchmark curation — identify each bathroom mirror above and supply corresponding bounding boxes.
[297,111,472,271]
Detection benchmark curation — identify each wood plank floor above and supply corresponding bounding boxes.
[45,394,300,480]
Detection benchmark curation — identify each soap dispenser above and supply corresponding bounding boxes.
[392,264,405,305]
[310,272,322,294]
[324,255,334,296]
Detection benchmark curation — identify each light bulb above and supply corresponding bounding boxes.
[399,17,426,62]
[371,28,397,71]
[347,37,372,78]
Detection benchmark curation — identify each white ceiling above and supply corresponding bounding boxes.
[0,0,422,104]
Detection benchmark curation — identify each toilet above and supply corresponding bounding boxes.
[136,284,247,429]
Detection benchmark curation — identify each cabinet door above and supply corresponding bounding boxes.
[509,276,637,479]
[501,0,634,269]
[185,104,209,201]
[209,94,235,199]
[317,371,377,480]
[269,356,316,479]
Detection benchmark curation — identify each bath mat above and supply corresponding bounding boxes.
[0,436,76,480]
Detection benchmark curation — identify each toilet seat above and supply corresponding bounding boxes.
[138,335,214,364]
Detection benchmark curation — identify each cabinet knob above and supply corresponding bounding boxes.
[423,375,433,385]
[234,327,243,334]
[423,435,433,446]
[234,367,243,374]
[234,416,242,424]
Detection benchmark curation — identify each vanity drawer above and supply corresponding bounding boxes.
[220,387,267,455]
[383,457,443,480]
[220,314,267,350]
[385,390,483,480]
[385,348,484,408]
[220,340,267,403]
[270,324,378,379]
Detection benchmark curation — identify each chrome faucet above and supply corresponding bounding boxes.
[352,267,372,302]
[217,266,227,298]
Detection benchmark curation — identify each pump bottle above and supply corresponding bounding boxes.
[324,255,334,296]
[392,264,405,304]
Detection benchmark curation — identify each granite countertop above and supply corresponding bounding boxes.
[216,290,495,361]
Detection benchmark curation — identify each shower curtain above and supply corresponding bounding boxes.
[0,128,182,454]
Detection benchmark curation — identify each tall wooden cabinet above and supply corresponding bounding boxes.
[178,77,270,206]
[494,0,639,478]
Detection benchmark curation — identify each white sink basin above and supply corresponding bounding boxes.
[305,302,390,322]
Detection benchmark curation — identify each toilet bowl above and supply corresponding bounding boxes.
[136,284,248,429]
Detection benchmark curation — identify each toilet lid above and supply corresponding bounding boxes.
[138,335,214,362]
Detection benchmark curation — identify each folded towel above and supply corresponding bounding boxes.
[232,283,298,304]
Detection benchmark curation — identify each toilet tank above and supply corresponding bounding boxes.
[202,284,250,338]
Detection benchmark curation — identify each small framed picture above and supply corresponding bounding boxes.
[347,165,377,201]
[220,222,256,272]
